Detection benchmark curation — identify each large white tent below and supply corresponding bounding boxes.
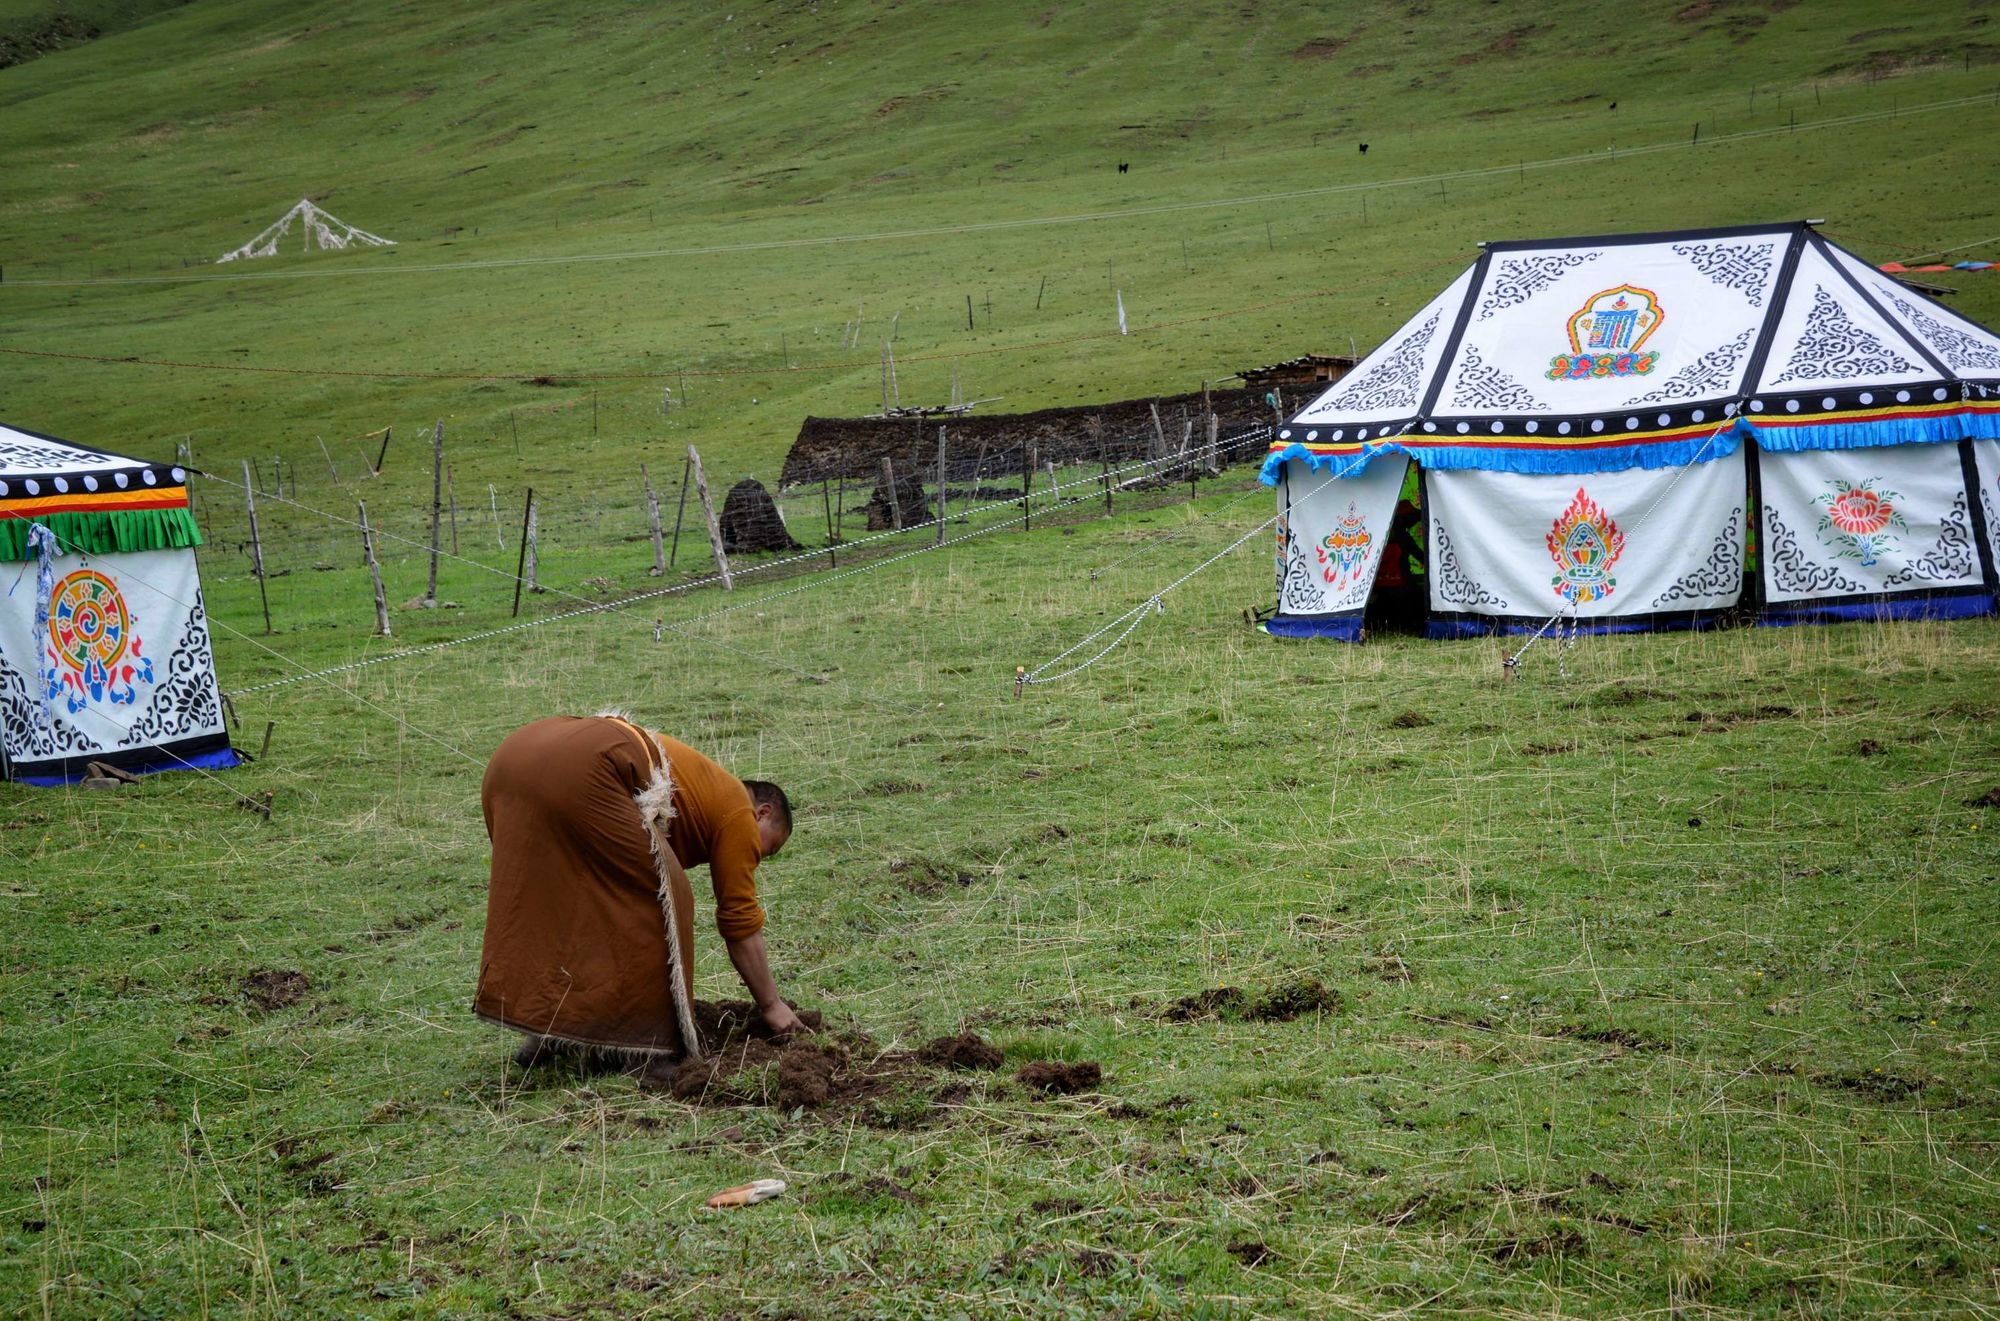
[1261,221,2000,639]
[0,424,237,783]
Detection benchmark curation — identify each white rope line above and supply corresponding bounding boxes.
[212,428,1273,694]
[10,91,1990,290]
[21,523,488,766]
[1019,452,1370,685]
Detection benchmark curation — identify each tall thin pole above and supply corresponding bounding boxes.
[1022,442,1034,532]
[424,418,443,606]
[446,463,459,557]
[668,453,692,567]
[511,488,534,617]
[688,444,732,590]
[241,458,271,634]
[936,425,948,546]
[643,464,666,576]
[359,501,390,637]
[881,457,903,532]
[822,478,838,568]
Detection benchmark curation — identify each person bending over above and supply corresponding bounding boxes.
[473,713,800,1085]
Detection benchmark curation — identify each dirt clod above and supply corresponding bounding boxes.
[1017,1060,1102,1095]
[1247,977,1342,1021]
[1387,710,1434,728]
[1163,986,1246,1020]
[915,1032,1004,1070]
[1228,1239,1272,1266]
[1964,786,2000,809]
[241,969,309,1013]
[1857,738,1883,757]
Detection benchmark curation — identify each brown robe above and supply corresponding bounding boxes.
[473,715,699,1058]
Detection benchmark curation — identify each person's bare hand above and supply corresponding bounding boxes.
[759,999,806,1036]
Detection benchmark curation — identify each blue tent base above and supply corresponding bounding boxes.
[1426,608,1735,640]
[8,735,241,786]
[1263,611,1365,642]
[1756,590,1995,629]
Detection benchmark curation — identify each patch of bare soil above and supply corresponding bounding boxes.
[1293,32,1362,59]
[1162,978,1344,1022]
[1964,786,2000,809]
[1016,1060,1102,1095]
[1491,1227,1587,1262]
[241,969,309,1013]
[916,1033,1005,1070]
[1387,710,1434,728]
[1228,1239,1273,1266]
[650,1002,1008,1120]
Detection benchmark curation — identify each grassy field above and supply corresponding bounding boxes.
[4,2,2000,1316]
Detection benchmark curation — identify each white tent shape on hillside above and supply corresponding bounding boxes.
[217,198,395,263]
[0,424,238,783]
[1260,221,2000,640]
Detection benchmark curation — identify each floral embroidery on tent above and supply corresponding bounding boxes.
[1546,488,1626,605]
[1814,478,1906,568]
[45,569,153,712]
[1547,285,1662,381]
[1316,502,1374,592]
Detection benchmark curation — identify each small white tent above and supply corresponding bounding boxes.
[1262,221,2000,639]
[0,424,238,783]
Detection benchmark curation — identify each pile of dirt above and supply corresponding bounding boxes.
[782,386,1272,487]
[1016,1060,1101,1095]
[718,478,803,554]
[1161,978,1343,1023]
[654,1002,1035,1118]
[860,466,934,531]
[915,1032,1005,1070]
[241,969,310,1013]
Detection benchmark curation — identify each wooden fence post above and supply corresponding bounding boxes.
[880,456,903,532]
[359,501,391,637]
[821,477,838,568]
[642,464,666,576]
[511,488,534,617]
[447,463,459,557]
[1022,442,1034,531]
[688,444,732,589]
[424,418,443,606]
[936,425,948,546]
[669,453,692,567]
[1207,414,1221,474]
[241,458,271,634]
[524,496,541,595]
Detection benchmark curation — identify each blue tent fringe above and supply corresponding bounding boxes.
[1743,410,2000,452]
[1261,408,2000,483]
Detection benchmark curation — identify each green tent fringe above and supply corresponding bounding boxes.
[0,507,204,561]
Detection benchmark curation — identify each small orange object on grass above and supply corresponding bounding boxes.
[706,1178,787,1209]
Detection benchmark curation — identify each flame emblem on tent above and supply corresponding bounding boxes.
[1546,488,1626,606]
[1317,502,1374,590]
[1815,478,1906,568]
[45,569,153,712]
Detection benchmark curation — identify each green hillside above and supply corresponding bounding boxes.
[1,0,1996,487]
[4,5,2000,1318]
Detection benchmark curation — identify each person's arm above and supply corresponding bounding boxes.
[724,932,803,1034]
